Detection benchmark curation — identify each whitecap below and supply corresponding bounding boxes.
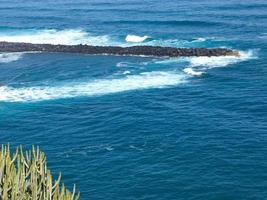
[125,34,149,43]
[192,37,207,42]
[122,71,131,75]
[0,71,186,102]
[183,68,203,76]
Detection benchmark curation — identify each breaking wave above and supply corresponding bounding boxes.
[188,50,256,68]
[125,35,149,43]
[183,68,203,76]
[0,71,186,102]
[153,50,256,76]
[0,29,112,46]
[0,28,217,48]
[185,50,256,76]
[0,52,24,63]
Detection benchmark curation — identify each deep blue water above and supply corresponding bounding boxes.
[1,0,267,199]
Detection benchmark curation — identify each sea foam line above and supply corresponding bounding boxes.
[0,71,186,102]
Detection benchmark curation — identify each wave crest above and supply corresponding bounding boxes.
[183,68,203,76]
[125,35,148,43]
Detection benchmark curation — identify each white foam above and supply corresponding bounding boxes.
[0,71,186,102]
[141,37,210,48]
[193,38,207,42]
[151,50,256,77]
[0,52,24,63]
[122,71,131,75]
[188,50,255,68]
[0,28,221,49]
[182,50,256,76]
[142,39,184,47]
[125,35,148,43]
[183,68,203,76]
[0,29,111,46]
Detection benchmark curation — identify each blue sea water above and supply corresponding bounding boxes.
[0,0,267,199]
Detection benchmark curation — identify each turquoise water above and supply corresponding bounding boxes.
[0,1,267,199]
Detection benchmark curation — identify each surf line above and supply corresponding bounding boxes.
[0,41,240,57]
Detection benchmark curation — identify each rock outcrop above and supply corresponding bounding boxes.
[0,41,239,57]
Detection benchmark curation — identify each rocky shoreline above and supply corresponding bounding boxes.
[0,41,239,57]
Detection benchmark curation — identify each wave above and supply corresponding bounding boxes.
[0,71,186,102]
[0,28,219,48]
[259,33,267,39]
[125,35,149,43]
[185,50,256,76]
[0,29,111,46]
[137,37,221,48]
[122,70,131,75]
[153,50,256,76]
[183,68,203,76]
[0,52,24,63]
[192,38,207,42]
[188,50,256,68]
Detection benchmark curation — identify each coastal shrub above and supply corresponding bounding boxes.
[0,144,80,200]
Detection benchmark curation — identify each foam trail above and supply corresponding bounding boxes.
[0,52,24,63]
[125,35,149,43]
[0,29,111,46]
[0,71,186,102]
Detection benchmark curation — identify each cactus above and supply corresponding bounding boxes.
[0,144,80,200]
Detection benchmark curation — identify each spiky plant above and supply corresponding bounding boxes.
[0,144,80,200]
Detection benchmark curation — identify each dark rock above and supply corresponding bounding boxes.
[0,41,239,57]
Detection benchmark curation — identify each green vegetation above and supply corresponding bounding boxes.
[0,144,80,200]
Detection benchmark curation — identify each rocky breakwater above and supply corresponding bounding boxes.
[0,42,240,57]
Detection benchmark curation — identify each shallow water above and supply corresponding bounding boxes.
[0,0,267,199]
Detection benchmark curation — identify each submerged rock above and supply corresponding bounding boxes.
[0,41,239,57]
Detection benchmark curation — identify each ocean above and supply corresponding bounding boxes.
[0,0,267,199]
